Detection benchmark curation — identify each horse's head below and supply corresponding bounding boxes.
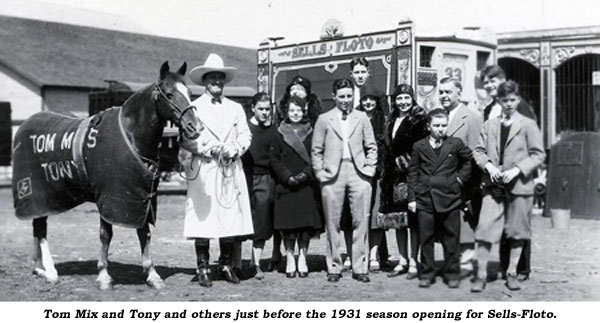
[154,61,201,140]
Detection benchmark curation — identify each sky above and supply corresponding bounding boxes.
[0,0,599,49]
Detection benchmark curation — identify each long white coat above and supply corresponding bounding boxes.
[179,94,253,238]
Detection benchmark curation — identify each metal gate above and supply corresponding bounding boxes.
[499,57,540,124]
[555,54,600,133]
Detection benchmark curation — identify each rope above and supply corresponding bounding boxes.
[179,145,241,209]
[214,148,240,209]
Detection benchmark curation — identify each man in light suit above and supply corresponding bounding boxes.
[438,77,483,272]
[471,81,545,292]
[312,78,378,283]
[481,65,536,281]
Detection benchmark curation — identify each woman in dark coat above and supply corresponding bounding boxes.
[269,96,323,278]
[354,88,389,271]
[380,84,429,279]
[277,75,323,126]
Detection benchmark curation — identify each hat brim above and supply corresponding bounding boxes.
[189,66,236,85]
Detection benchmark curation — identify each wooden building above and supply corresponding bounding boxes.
[0,15,256,167]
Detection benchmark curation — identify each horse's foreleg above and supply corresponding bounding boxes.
[96,218,113,290]
[32,217,58,283]
[137,223,165,289]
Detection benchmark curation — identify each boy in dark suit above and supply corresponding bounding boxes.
[407,108,472,288]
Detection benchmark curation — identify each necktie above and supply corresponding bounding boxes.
[502,114,511,126]
[341,110,348,121]
[434,139,442,149]
[211,97,222,104]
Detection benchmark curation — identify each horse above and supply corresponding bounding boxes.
[11,61,201,290]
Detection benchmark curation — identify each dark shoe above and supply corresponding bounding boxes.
[342,258,352,271]
[222,266,240,284]
[387,266,409,277]
[253,266,265,280]
[447,279,460,289]
[369,260,380,273]
[506,274,521,291]
[286,271,296,278]
[517,273,529,282]
[380,259,395,270]
[197,268,212,288]
[471,277,486,293]
[406,272,419,280]
[352,273,371,283]
[327,274,342,283]
[266,260,280,272]
[298,271,309,278]
[418,279,432,288]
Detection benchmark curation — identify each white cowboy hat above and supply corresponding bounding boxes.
[189,53,236,85]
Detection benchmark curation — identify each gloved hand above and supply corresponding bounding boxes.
[294,172,309,185]
[209,145,222,158]
[395,154,411,172]
[221,144,239,159]
[286,176,299,188]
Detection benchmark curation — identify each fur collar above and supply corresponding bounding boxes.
[278,122,312,164]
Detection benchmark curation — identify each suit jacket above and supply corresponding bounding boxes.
[473,112,545,195]
[448,103,483,151]
[408,137,472,213]
[311,108,378,183]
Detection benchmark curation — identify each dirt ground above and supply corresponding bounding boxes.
[0,187,598,302]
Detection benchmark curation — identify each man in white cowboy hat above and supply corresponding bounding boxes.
[179,53,253,288]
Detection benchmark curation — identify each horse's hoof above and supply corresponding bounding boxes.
[46,271,59,284]
[32,268,45,278]
[33,268,59,284]
[146,276,165,290]
[96,279,113,291]
[96,274,113,291]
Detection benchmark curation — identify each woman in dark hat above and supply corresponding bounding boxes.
[278,75,324,126]
[380,83,428,279]
[348,88,390,272]
[269,96,324,278]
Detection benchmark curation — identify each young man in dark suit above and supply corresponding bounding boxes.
[407,108,472,288]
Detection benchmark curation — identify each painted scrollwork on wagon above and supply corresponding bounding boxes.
[396,46,412,85]
[553,46,576,67]
[324,62,338,74]
[498,48,541,68]
[551,45,600,68]
[520,49,541,66]
[257,66,269,93]
[541,42,551,66]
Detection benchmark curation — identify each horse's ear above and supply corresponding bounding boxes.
[159,61,170,80]
[177,62,187,76]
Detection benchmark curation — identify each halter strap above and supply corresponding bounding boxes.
[154,82,197,127]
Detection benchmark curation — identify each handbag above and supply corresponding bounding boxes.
[392,182,409,205]
[481,173,507,199]
[376,211,408,230]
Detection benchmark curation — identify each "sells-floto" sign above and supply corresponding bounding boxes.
[271,32,395,63]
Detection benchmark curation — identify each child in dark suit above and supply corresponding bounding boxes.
[408,108,472,288]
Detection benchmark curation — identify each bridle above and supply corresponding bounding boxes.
[154,82,197,137]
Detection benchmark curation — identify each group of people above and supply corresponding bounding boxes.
[178,53,545,294]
